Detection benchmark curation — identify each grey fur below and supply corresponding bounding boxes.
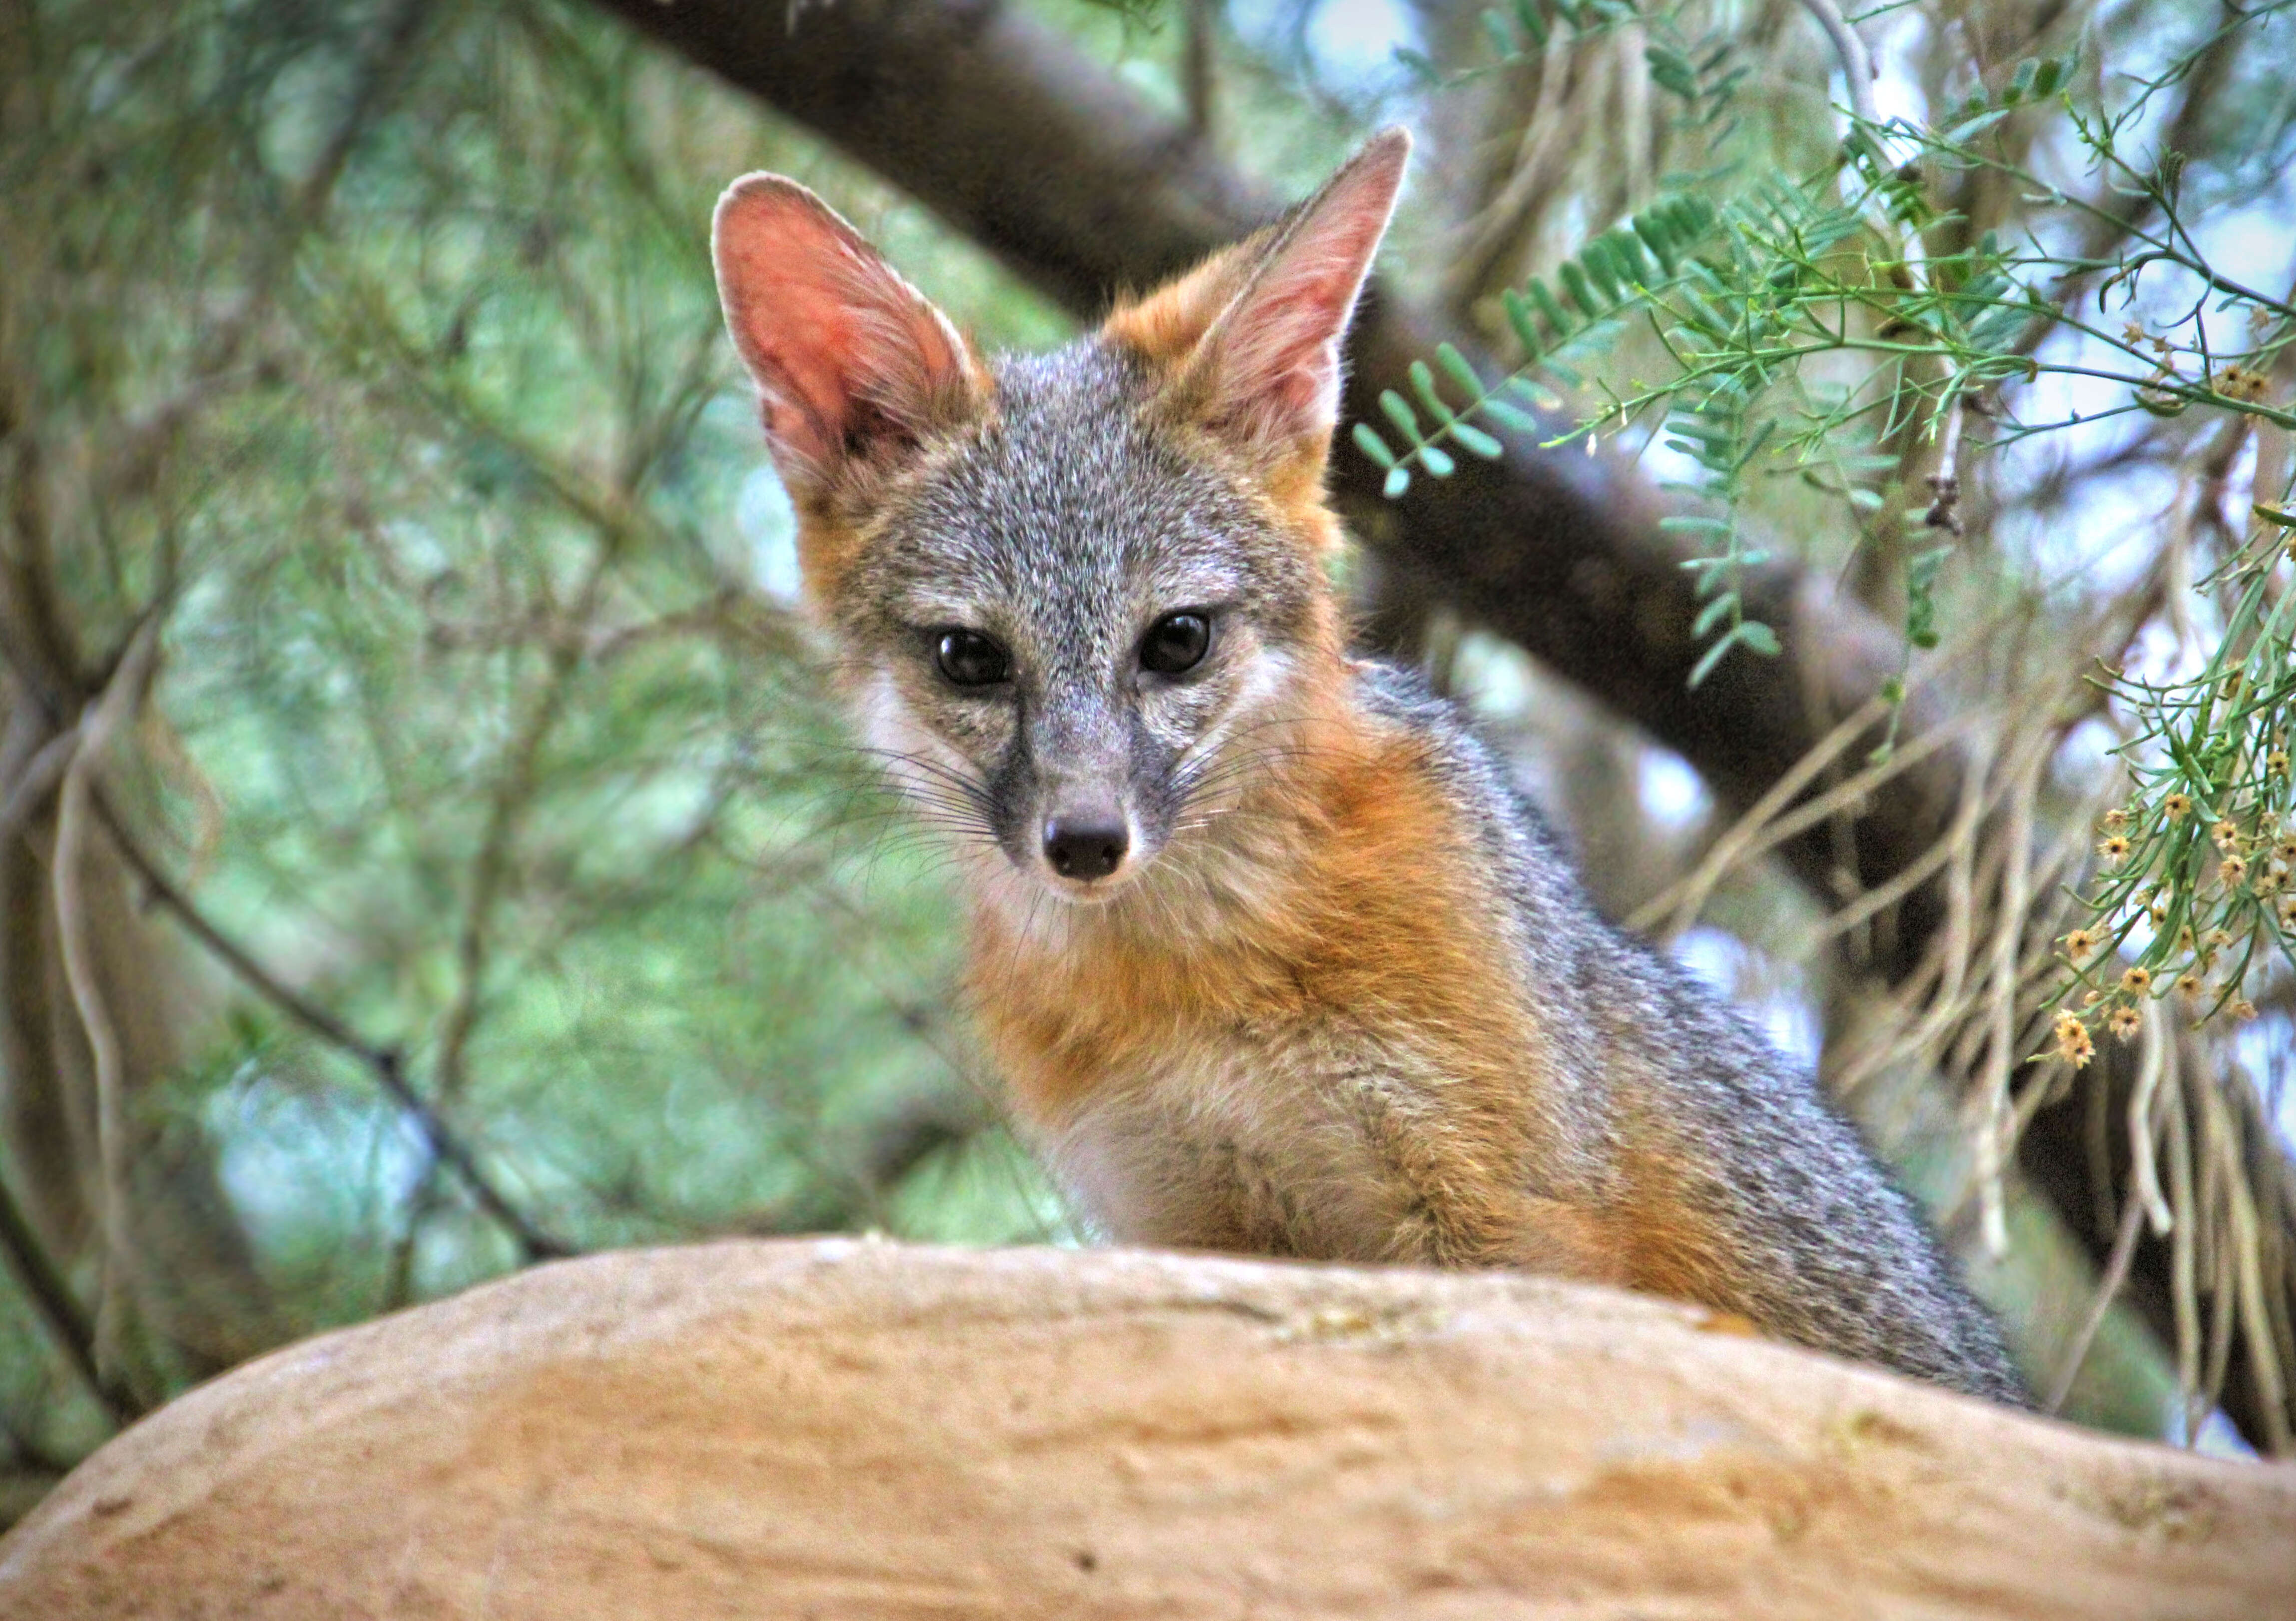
[826,336,2028,1408]
[1355,668,2028,1404]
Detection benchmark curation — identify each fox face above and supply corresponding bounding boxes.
[822,346,1337,900]
[711,133,1408,909]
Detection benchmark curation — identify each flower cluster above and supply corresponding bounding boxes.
[2050,700,2293,1061]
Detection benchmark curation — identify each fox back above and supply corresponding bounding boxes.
[711,133,2027,1405]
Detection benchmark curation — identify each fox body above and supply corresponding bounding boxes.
[711,132,2026,1404]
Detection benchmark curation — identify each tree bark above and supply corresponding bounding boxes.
[3,1241,2288,1619]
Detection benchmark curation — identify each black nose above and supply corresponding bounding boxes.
[1043,813,1129,881]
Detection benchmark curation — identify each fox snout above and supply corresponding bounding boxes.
[1024,717,1149,893]
[1041,805,1130,883]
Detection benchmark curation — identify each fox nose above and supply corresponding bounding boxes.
[1043,812,1129,881]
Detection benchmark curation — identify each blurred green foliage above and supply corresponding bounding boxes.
[0,0,1114,1474]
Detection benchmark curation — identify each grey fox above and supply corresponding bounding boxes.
[710,129,2027,1404]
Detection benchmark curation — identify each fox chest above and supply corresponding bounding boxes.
[1016,1016,1502,1266]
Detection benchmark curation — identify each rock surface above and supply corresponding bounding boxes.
[1,1239,2291,1619]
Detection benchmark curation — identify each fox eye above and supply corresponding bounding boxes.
[1140,611,1211,676]
[934,628,1011,688]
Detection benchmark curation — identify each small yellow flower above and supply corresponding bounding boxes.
[2097,833,2133,867]
[2206,927,2233,953]
[2120,965,2153,995]
[2163,794,2192,822]
[2063,927,2098,963]
[2220,854,2249,887]
[2176,924,2197,955]
[2100,807,2129,833]
[2107,1004,2142,1044]
[2053,1012,2095,1069]
[2275,830,2296,864]
[2256,866,2285,898]
[2231,999,2258,1021]
[2177,972,2206,1003]
[2270,750,2290,780]
[2212,817,2242,853]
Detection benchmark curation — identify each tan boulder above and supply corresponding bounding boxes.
[1,1239,2290,1619]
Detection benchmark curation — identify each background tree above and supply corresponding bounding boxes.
[0,0,2290,1522]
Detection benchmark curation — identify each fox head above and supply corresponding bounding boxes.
[711,131,1408,917]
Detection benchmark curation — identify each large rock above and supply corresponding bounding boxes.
[1,1240,2290,1619]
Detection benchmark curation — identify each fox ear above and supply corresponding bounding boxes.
[711,176,985,493]
[1119,128,1408,466]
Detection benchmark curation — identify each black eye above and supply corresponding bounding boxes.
[1140,611,1211,676]
[935,628,1010,688]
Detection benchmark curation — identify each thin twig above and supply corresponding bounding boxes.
[89,793,572,1263]
[0,1166,135,1429]
[2047,1184,2147,1414]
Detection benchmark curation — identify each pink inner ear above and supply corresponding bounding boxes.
[712,177,974,478]
[1194,130,1408,455]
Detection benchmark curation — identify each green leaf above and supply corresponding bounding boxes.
[1633,211,1680,275]
[1379,388,1421,438]
[1501,288,1545,358]
[1689,628,1742,688]
[1736,621,1781,656]
[1658,514,1733,534]
[2253,503,2296,530]
[2031,56,2065,97]
[1435,342,1485,401]
[1694,593,1737,637]
[1350,422,1397,468]
[1941,109,2011,145]
[1420,445,1458,478]
[1603,227,1652,285]
[1578,240,1623,303]
[1483,396,1540,432]
[1511,0,1550,47]
[1645,45,1698,98]
[2007,58,2039,103]
[1558,259,1602,316]
[1506,374,1564,409]
[1450,421,1505,458]
[1529,276,1572,335]
[1904,542,1952,650]
[1383,465,1412,499]
[1409,359,1457,423]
